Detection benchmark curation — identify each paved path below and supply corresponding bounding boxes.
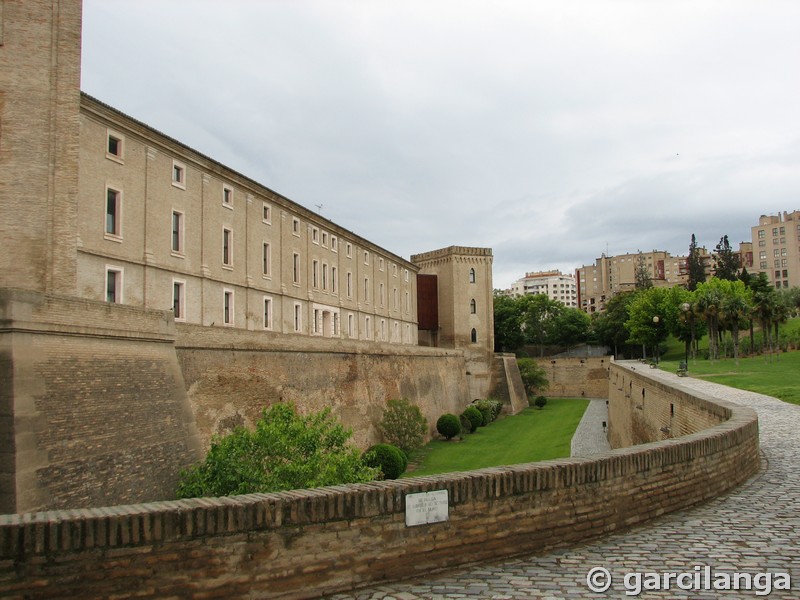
[326,372,800,599]
[570,399,611,457]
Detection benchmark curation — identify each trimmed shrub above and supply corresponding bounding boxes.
[459,413,473,435]
[436,414,462,440]
[363,444,406,480]
[474,399,503,425]
[534,396,548,410]
[378,398,428,456]
[462,406,483,431]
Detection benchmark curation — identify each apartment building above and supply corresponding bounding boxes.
[752,211,800,289]
[509,270,577,307]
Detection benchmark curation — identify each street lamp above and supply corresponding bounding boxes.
[652,316,660,365]
[681,302,691,367]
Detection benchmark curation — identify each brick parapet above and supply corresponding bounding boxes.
[0,361,760,598]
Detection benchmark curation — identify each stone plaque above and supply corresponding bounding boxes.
[405,489,449,527]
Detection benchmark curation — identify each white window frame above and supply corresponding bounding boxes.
[292,252,301,285]
[331,266,338,294]
[365,316,372,340]
[223,289,234,326]
[262,241,271,278]
[347,313,355,337]
[172,279,186,322]
[292,217,300,236]
[346,271,353,298]
[263,296,273,330]
[364,251,370,266]
[262,202,272,224]
[312,260,319,288]
[105,266,123,304]
[312,226,320,245]
[104,185,122,240]
[364,277,369,303]
[346,242,352,258]
[379,258,384,271]
[331,236,338,252]
[172,160,186,189]
[222,227,233,268]
[222,185,234,209]
[322,263,328,291]
[322,231,328,248]
[171,210,184,256]
[293,302,302,333]
[106,129,124,163]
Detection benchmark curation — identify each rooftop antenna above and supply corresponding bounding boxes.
[315,203,324,214]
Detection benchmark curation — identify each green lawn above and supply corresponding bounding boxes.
[658,350,800,406]
[404,398,589,477]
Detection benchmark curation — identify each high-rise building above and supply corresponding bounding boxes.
[752,211,800,289]
[509,270,577,308]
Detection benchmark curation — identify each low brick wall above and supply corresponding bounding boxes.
[0,361,759,599]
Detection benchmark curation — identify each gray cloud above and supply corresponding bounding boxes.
[82,1,800,289]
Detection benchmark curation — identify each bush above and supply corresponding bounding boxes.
[517,358,549,396]
[458,413,473,434]
[176,403,378,498]
[534,396,548,410]
[363,444,406,480]
[473,399,503,425]
[436,414,462,440]
[378,398,428,456]
[462,406,483,431]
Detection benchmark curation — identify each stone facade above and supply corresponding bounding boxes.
[752,211,800,289]
[0,362,759,599]
[543,357,611,399]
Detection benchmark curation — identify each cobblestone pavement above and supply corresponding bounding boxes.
[326,371,800,599]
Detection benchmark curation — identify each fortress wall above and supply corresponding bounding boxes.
[0,289,202,514]
[0,361,759,599]
[608,361,731,448]
[175,324,470,450]
[543,357,610,399]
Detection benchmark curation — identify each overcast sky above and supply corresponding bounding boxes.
[81,1,800,289]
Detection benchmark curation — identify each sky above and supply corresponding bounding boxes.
[80,1,800,289]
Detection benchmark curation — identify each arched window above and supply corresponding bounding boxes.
[470,299,477,314]
[469,268,476,283]
[471,328,477,343]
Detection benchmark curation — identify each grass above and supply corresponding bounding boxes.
[404,398,589,477]
[657,351,800,406]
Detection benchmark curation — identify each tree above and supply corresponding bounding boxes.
[750,273,778,357]
[548,308,591,353]
[516,358,549,397]
[634,251,653,290]
[176,403,378,498]
[493,292,525,353]
[519,293,564,356]
[687,234,707,291]
[378,398,428,456]
[625,287,671,360]
[591,291,638,358]
[712,235,740,281]
[717,279,752,364]
[695,280,724,360]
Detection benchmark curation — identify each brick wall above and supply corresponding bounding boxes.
[0,289,202,514]
[175,324,470,450]
[544,357,610,399]
[0,361,759,599]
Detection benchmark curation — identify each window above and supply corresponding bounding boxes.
[379,258,384,271]
[172,160,186,189]
[262,202,272,224]
[346,272,353,298]
[346,242,352,258]
[222,228,232,267]
[469,268,476,283]
[471,328,478,343]
[262,242,271,277]
[105,187,121,237]
[331,236,338,252]
[379,283,385,306]
[773,228,779,236]
[364,277,369,302]
[312,227,319,245]
[347,313,354,337]
[380,319,386,341]
[470,299,477,314]
[312,260,319,288]
[322,232,328,247]
[106,131,124,161]
[105,267,122,303]
[173,280,185,321]
[294,303,302,332]
[263,296,273,330]
[331,267,338,294]
[393,287,398,310]
[292,218,300,235]
[364,251,369,265]
[322,263,328,290]
[171,211,183,254]
[293,252,300,284]
[223,290,234,325]
[758,229,765,239]
[760,251,767,260]
[365,316,372,340]
[222,185,233,208]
